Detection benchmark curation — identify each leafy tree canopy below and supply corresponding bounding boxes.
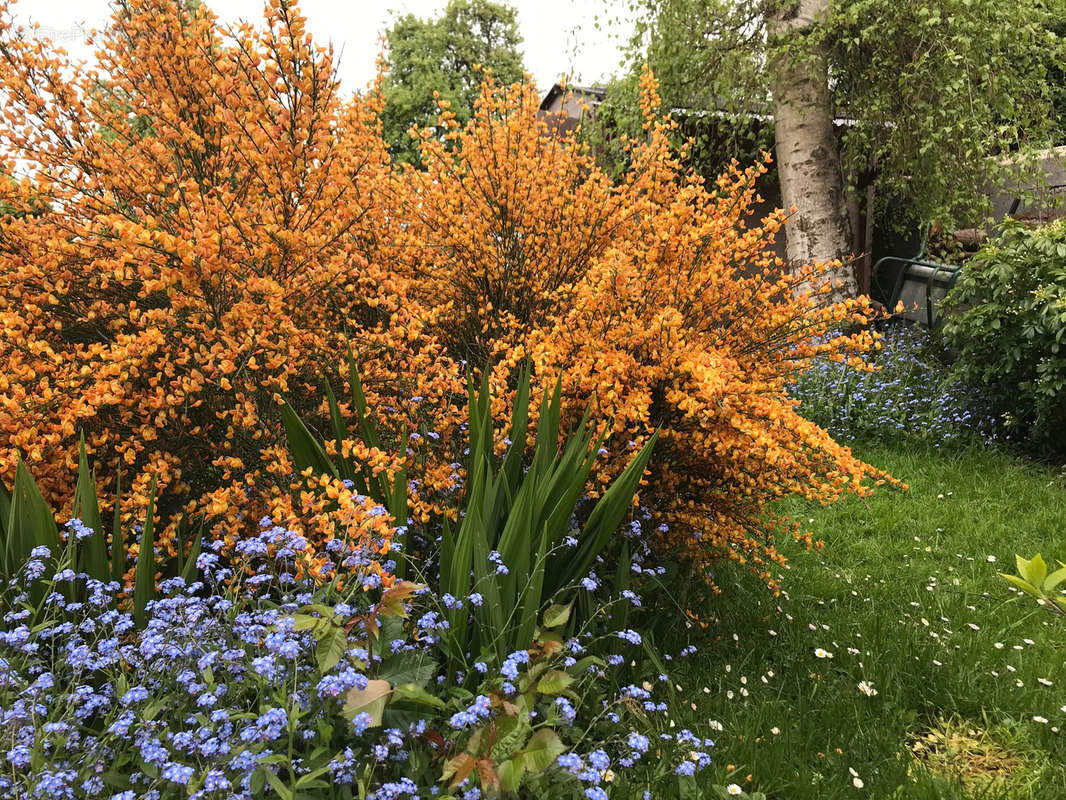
[381,0,526,165]
[600,0,1066,231]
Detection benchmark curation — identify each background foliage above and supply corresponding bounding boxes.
[380,0,526,166]
[598,0,1066,232]
[942,219,1066,458]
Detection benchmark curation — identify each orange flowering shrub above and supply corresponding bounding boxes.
[395,74,893,585]
[0,0,460,555]
[0,0,891,588]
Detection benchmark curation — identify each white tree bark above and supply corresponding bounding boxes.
[766,0,857,300]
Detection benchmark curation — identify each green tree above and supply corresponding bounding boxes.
[601,0,1066,297]
[381,0,526,165]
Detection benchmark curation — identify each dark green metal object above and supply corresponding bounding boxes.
[872,254,963,328]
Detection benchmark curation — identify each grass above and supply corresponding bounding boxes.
[662,443,1066,799]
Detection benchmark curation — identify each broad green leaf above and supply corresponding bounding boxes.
[489,713,532,761]
[677,773,702,799]
[571,655,607,674]
[1001,572,1041,597]
[262,769,295,800]
[291,614,319,632]
[316,624,348,673]
[1016,553,1048,587]
[542,602,572,629]
[1044,566,1066,593]
[378,650,437,687]
[497,755,526,794]
[248,768,266,796]
[535,669,574,695]
[390,683,445,709]
[343,679,392,727]
[521,729,566,773]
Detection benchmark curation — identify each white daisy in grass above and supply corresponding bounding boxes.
[815,648,833,659]
[858,681,878,697]
[726,785,743,796]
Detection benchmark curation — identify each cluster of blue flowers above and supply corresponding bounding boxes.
[788,322,1000,447]
[0,515,715,799]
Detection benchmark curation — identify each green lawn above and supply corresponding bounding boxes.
[668,444,1066,799]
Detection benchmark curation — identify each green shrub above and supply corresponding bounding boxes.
[942,220,1066,457]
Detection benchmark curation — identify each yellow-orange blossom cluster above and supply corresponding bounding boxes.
[396,75,893,585]
[0,0,890,585]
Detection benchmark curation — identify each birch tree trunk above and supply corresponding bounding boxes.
[766,0,857,300]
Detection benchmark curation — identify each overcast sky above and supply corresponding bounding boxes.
[18,0,636,94]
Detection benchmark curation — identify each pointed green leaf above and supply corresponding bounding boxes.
[133,476,157,628]
[500,364,532,495]
[110,467,125,584]
[316,624,348,673]
[279,401,338,480]
[346,345,382,451]
[542,601,572,629]
[7,458,58,573]
[514,523,548,652]
[1017,553,1048,587]
[555,432,658,592]
[521,729,566,773]
[262,769,294,800]
[324,380,356,484]
[1044,566,1066,594]
[1000,572,1041,597]
[390,683,445,709]
[343,679,391,726]
[0,477,11,543]
[180,517,204,583]
[171,513,187,578]
[536,669,574,695]
[390,467,408,580]
[613,540,632,632]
